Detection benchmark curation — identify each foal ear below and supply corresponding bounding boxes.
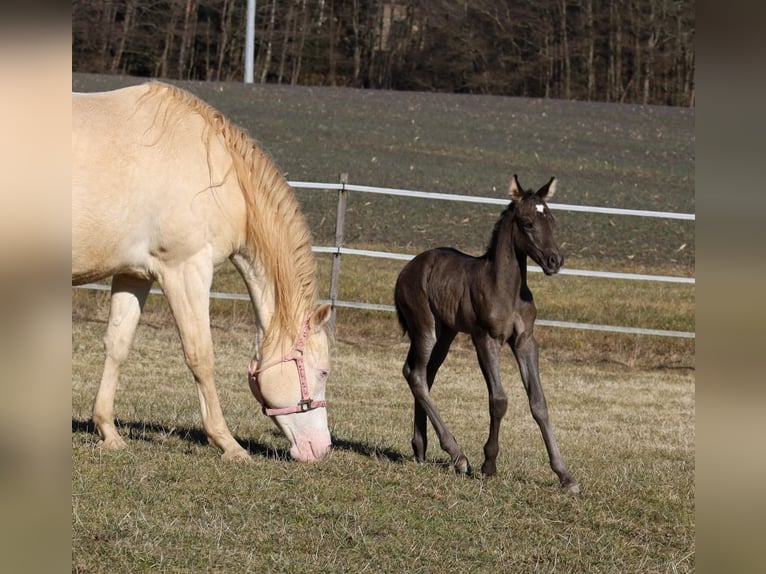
[508,174,524,201]
[536,177,557,200]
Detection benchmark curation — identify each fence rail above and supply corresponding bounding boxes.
[74,179,695,339]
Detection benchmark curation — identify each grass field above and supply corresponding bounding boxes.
[72,73,694,572]
[73,306,694,573]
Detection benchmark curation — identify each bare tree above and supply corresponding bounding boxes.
[71,0,694,106]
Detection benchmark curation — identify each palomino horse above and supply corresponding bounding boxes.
[72,82,332,462]
[394,175,579,492]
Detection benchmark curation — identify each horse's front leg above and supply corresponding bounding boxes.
[472,332,506,477]
[160,261,250,462]
[511,330,579,493]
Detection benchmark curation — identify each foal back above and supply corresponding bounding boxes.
[395,247,485,338]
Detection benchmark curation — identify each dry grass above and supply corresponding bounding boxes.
[72,292,693,573]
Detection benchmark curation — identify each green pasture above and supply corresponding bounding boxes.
[72,73,694,572]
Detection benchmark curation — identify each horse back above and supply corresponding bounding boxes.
[72,84,246,284]
[395,247,480,333]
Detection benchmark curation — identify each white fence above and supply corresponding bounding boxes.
[76,178,695,339]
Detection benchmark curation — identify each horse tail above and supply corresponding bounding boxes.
[395,301,409,337]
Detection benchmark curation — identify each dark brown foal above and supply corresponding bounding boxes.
[394,175,579,493]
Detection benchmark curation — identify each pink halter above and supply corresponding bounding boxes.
[247,315,327,416]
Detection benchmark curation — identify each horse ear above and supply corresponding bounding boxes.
[311,303,333,329]
[508,174,523,201]
[537,177,556,200]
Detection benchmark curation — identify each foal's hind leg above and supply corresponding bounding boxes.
[92,274,152,449]
[511,332,579,493]
[403,327,470,474]
[411,327,457,463]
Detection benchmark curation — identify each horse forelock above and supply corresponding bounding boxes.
[144,82,317,345]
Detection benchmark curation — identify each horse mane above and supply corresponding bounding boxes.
[485,202,516,260]
[143,82,318,345]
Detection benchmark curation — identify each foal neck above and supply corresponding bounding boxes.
[484,205,530,296]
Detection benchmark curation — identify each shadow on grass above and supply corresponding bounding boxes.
[73,418,413,465]
[71,418,290,460]
[330,434,409,464]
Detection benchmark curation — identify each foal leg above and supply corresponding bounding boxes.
[511,332,579,493]
[411,327,457,462]
[92,274,152,449]
[471,332,506,477]
[159,259,250,461]
[403,329,470,474]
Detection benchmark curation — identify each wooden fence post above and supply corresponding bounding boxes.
[328,173,348,322]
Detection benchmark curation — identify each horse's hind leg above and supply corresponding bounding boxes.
[410,327,457,462]
[511,333,579,493]
[160,261,250,461]
[92,274,152,449]
[403,328,470,474]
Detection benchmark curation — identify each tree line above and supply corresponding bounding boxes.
[72,0,695,107]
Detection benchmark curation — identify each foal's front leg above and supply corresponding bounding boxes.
[511,331,579,493]
[472,332,507,477]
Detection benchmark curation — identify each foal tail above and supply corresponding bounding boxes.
[395,301,409,337]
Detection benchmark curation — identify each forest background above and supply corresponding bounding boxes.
[72,0,695,107]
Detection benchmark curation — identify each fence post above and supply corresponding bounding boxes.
[328,173,348,322]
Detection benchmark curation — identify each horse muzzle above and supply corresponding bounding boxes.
[541,251,564,275]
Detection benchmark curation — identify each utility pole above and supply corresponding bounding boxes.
[245,0,256,83]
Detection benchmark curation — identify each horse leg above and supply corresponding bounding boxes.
[511,332,579,493]
[92,274,152,449]
[403,329,470,474]
[471,332,506,477]
[159,260,250,462]
[410,327,458,463]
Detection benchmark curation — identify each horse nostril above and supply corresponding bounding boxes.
[548,253,563,270]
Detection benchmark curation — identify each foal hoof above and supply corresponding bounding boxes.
[561,479,580,494]
[452,455,472,476]
[480,461,498,477]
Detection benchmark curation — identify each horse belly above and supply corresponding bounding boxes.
[71,197,156,284]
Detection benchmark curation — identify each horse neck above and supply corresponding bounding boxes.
[230,253,307,360]
[486,210,525,288]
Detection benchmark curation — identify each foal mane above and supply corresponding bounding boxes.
[143,82,318,344]
[485,202,516,260]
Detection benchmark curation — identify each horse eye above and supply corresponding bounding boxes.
[318,369,330,380]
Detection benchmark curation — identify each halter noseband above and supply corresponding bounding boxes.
[247,316,327,416]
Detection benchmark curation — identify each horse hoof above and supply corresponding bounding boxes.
[452,455,472,475]
[562,480,580,494]
[98,436,128,450]
[480,462,498,477]
[222,449,252,462]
